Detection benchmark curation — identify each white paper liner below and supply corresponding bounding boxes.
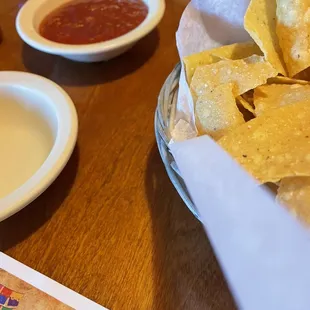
[173,0,252,139]
[171,136,310,310]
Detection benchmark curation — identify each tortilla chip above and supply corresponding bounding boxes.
[253,84,310,116]
[236,95,255,114]
[190,55,278,98]
[195,83,244,140]
[267,76,309,85]
[183,42,262,83]
[277,177,310,225]
[244,0,287,75]
[218,101,310,183]
[276,0,310,77]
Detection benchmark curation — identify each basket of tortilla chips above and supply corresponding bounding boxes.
[156,0,310,224]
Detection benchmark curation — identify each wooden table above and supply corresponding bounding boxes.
[0,1,235,309]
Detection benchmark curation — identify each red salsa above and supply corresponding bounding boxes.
[39,0,148,45]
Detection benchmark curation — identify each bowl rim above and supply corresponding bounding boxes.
[0,71,78,222]
[16,0,166,56]
[155,63,201,221]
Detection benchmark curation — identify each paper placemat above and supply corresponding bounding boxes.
[0,253,108,310]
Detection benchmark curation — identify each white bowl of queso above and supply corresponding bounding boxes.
[16,0,165,62]
[0,71,77,221]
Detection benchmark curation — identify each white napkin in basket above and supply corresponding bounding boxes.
[170,136,310,310]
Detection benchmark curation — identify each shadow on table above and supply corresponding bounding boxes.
[22,29,160,87]
[0,145,79,252]
[145,143,237,310]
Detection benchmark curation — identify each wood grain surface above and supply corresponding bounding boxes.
[0,1,236,309]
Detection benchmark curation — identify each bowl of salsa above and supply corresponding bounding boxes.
[16,0,165,62]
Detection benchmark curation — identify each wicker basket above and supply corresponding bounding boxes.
[155,63,201,221]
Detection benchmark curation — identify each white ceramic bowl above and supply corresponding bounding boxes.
[0,71,78,221]
[16,0,165,62]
